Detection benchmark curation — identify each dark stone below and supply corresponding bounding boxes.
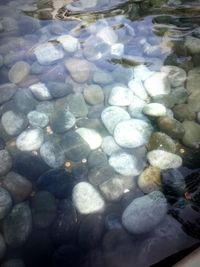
[78,214,104,250]
[71,163,88,183]
[0,83,16,105]
[13,88,37,114]
[52,245,83,267]
[3,202,32,248]
[1,259,25,267]
[37,169,74,199]
[61,131,91,162]
[88,165,116,186]
[0,137,5,149]
[13,152,50,182]
[40,64,66,83]
[31,191,57,228]
[47,82,73,98]
[18,16,40,35]
[87,151,107,169]
[51,199,78,245]
[105,214,122,230]
[184,171,200,205]
[82,249,105,267]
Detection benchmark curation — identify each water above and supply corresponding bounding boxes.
[0,0,200,266]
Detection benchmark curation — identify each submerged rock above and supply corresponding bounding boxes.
[8,61,30,84]
[0,83,16,105]
[138,166,161,194]
[108,85,134,106]
[57,35,80,53]
[29,83,52,101]
[0,150,12,176]
[161,65,186,87]
[65,58,91,83]
[157,116,185,139]
[122,191,168,234]
[0,187,12,220]
[182,120,200,149]
[16,128,44,151]
[27,111,49,128]
[76,128,102,150]
[143,103,166,117]
[147,132,176,153]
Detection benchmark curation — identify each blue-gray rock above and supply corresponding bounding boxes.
[1,110,28,136]
[87,150,107,169]
[0,234,6,260]
[0,150,12,176]
[3,202,32,248]
[13,88,37,114]
[2,172,32,203]
[83,84,104,105]
[40,141,65,168]
[122,191,168,234]
[47,81,73,98]
[16,128,44,151]
[88,165,116,186]
[0,187,12,220]
[0,83,16,105]
[30,83,52,101]
[66,93,88,118]
[27,111,49,128]
[101,136,121,156]
[31,191,56,229]
[8,61,30,84]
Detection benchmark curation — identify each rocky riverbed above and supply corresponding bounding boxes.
[0,0,200,266]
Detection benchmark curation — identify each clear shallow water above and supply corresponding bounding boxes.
[0,0,200,266]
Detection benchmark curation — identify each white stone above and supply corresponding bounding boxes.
[101,106,130,134]
[109,151,143,176]
[143,103,167,117]
[57,35,80,53]
[128,79,148,101]
[34,43,64,65]
[108,85,134,106]
[114,119,153,148]
[97,26,118,45]
[133,65,154,81]
[16,128,44,151]
[161,65,186,87]
[29,83,52,100]
[72,182,105,214]
[147,150,182,170]
[128,96,147,120]
[101,136,121,156]
[76,128,102,150]
[111,43,124,56]
[144,72,171,97]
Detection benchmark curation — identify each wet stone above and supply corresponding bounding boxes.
[83,84,104,105]
[93,69,113,85]
[161,65,186,87]
[8,61,30,84]
[101,136,121,156]
[185,36,200,54]
[1,110,28,136]
[157,116,185,139]
[30,82,52,101]
[147,150,182,170]
[47,81,73,98]
[16,128,44,151]
[187,90,200,112]
[109,151,144,176]
[152,94,176,109]
[3,202,32,248]
[57,35,80,53]
[1,259,25,267]
[40,63,66,83]
[34,43,64,65]
[0,187,12,220]
[128,79,148,101]
[87,104,105,119]
[78,214,104,250]
[88,165,116,186]
[182,120,200,149]
[97,26,118,45]
[101,106,130,134]
[61,131,90,162]
[0,234,6,260]
[76,128,102,150]
[114,119,153,148]
[173,104,196,122]
[143,103,167,117]
[147,132,177,153]
[138,166,161,194]
[171,86,188,105]
[186,67,200,94]
[27,111,49,128]
[122,191,168,234]
[0,150,12,176]
[2,172,32,203]
[108,85,134,106]
[36,101,55,117]
[66,93,88,118]
[40,140,65,168]
[65,58,91,83]
[87,150,107,169]
[0,83,16,105]
[14,88,37,114]
[51,200,78,245]
[72,182,105,214]
[31,191,56,229]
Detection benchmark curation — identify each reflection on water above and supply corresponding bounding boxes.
[0,0,200,266]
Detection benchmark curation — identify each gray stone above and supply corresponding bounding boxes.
[157,116,185,139]
[88,165,115,186]
[31,191,56,228]
[101,106,130,134]
[0,83,16,105]
[187,90,200,112]
[36,101,55,117]
[1,111,28,136]
[185,36,200,54]
[128,79,148,101]
[30,82,52,101]
[109,151,144,176]
[40,141,65,168]
[87,151,107,169]
[57,35,80,53]
[0,187,12,220]
[34,43,64,65]
[186,67,200,94]
[66,93,88,118]
[2,172,32,203]
[182,120,200,149]
[0,150,12,176]
[173,104,196,122]
[83,84,104,105]
[16,128,44,151]
[8,61,30,84]
[147,150,182,170]
[65,58,91,83]
[144,72,171,97]
[14,88,37,114]
[138,166,161,194]
[0,234,6,260]
[127,96,147,119]
[47,81,73,98]
[0,55,3,68]
[114,119,153,148]
[93,70,113,85]
[27,111,49,128]
[147,132,176,153]
[122,191,167,234]
[76,128,102,150]
[161,65,186,87]
[101,136,121,156]
[108,85,134,106]
[171,86,188,105]
[97,26,118,45]
[72,182,105,214]
[143,103,167,117]
[3,202,32,248]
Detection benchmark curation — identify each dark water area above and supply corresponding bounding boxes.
[0,0,200,266]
